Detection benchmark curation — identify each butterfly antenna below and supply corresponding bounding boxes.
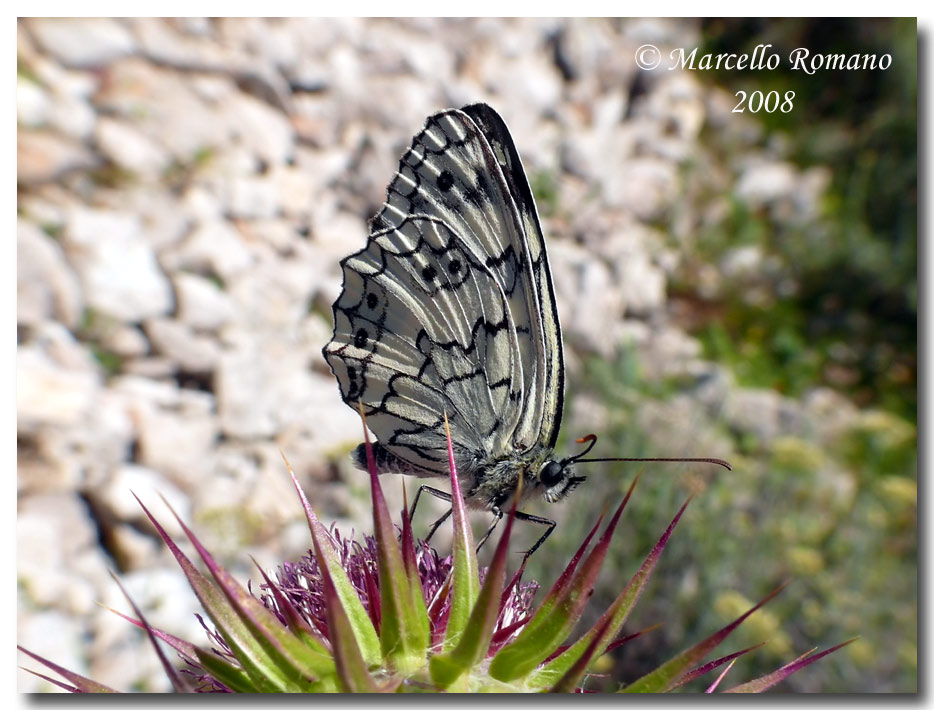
[569,433,732,470]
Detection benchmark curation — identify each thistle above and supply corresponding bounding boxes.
[19,420,850,692]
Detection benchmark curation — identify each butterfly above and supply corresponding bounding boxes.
[323,103,729,555]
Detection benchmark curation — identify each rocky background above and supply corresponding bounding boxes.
[17,18,915,692]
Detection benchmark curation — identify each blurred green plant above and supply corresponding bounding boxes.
[670,19,916,422]
[77,307,125,378]
[535,347,915,692]
[529,170,561,219]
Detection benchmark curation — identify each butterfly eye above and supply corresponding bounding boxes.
[539,460,564,488]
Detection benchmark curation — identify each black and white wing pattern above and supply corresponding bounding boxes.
[323,103,565,500]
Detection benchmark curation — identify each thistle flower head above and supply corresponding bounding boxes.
[19,426,851,693]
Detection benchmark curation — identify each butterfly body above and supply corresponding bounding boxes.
[324,103,583,513]
[352,439,582,512]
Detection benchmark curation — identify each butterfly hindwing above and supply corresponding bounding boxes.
[325,215,524,474]
[324,104,565,476]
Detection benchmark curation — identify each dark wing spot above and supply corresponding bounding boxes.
[475,173,490,197]
[436,169,455,192]
[354,328,369,348]
[464,186,484,206]
[366,293,378,309]
[422,264,437,281]
[448,258,462,275]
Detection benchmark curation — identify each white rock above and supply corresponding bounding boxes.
[99,60,223,162]
[623,16,699,49]
[242,217,298,252]
[174,272,236,331]
[95,567,202,691]
[48,91,97,140]
[793,166,832,221]
[224,174,281,219]
[17,611,86,692]
[216,337,323,439]
[17,78,51,126]
[136,194,192,252]
[619,254,666,316]
[725,388,806,442]
[89,636,172,693]
[548,240,626,356]
[27,18,136,67]
[108,523,162,570]
[99,324,150,358]
[271,164,318,218]
[17,18,39,62]
[17,130,96,184]
[654,326,703,361]
[31,55,99,99]
[644,74,706,145]
[109,567,208,643]
[488,54,563,117]
[133,17,226,70]
[112,376,218,484]
[552,19,626,85]
[165,218,254,281]
[307,210,369,306]
[218,17,299,69]
[225,252,319,328]
[17,338,99,430]
[95,117,171,177]
[686,364,734,411]
[720,245,764,279]
[189,72,236,103]
[802,387,860,441]
[121,356,176,380]
[99,464,191,530]
[17,219,83,328]
[735,161,798,206]
[180,184,224,222]
[63,208,173,322]
[17,192,66,232]
[617,319,651,346]
[144,317,221,372]
[19,59,98,140]
[608,157,678,220]
[18,346,135,490]
[189,441,305,536]
[225,92,294,167]
[560,95,631,181]
[281,369,378,458]
[17,493,101,613]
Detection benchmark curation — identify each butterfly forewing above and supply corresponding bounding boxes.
[460,104,565,449]
[324,104,565,481]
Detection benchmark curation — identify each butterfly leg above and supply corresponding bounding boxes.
[409,485,453,543]
[479,508,555,560]
[425,508,453,542]
[514,510,557,562]
[434,506,503,555]
[476,507,504,551]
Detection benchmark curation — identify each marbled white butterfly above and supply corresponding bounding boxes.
[323,103,729,555]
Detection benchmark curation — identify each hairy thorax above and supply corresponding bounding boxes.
[463,444,558,510]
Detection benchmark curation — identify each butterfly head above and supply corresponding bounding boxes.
[538,434,597,503]
[533,434,601,503]
[536,458,586,503]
